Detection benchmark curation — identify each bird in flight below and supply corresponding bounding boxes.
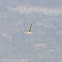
[24,24,32,35]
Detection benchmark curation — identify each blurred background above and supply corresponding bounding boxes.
[0,0,62,62]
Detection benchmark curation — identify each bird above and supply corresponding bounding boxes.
[24,24,32,35]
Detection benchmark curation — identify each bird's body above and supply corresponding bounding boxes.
[24,31,32,34]
[24,24,32,35]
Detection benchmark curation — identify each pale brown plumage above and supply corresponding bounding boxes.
[24,24,32,35]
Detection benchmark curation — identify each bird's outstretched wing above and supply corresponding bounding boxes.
[28,24,32,32]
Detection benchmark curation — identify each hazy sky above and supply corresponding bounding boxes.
[0,0,62,62]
